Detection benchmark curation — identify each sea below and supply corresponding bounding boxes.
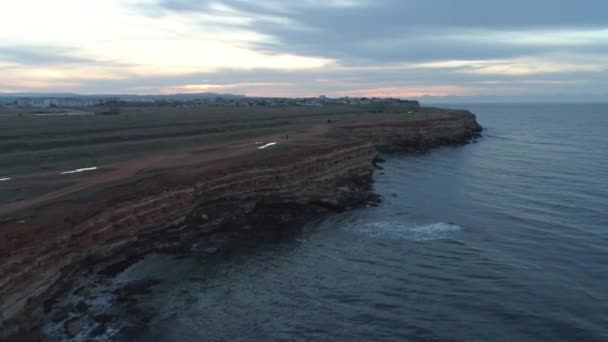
[119,103,608,342]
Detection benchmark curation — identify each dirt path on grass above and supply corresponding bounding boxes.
[0,123,332,217]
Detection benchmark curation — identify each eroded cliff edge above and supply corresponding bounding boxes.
[0,109,482,340]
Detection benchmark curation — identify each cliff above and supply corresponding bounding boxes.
[0,108,481,340]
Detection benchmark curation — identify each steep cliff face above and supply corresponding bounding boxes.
[337,110,482,151]
[1,143,379,337]
[0,109,482,339]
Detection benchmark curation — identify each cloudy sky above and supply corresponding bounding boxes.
[1,0,607,101]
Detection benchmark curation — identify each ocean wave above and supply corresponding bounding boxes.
[351,221,462,241]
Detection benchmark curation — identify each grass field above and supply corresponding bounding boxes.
[0,104,419,177]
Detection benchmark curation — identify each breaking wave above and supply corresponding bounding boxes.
[353,221,462,241]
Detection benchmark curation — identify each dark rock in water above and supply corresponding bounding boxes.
[98,255,145,277]
[114,278,161,298]
[72,286,86,296]
[51,305,73,322]
[94,314,113,324]
[75,301,89,313]
[140,311,154,323]
[366,194,383,207]
[372,154,386,170]
[64,319,80,337]
[118,322,149,340]
[391,194,398,197]
[368,193,383,203]
[89,324,107,337]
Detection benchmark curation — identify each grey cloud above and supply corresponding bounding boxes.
[158,0,608,28]
[0,46,91,65]
[154,0,608,64]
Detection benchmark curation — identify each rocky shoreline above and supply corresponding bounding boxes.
[0,108,481,341]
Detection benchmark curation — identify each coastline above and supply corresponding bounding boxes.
[0,107,482,340]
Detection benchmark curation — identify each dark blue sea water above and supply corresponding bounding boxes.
[123,103,608,341]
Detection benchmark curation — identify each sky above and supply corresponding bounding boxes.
[0,0,607,101]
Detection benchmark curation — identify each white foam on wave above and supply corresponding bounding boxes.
[60,167,98,175]
[0,177,11,182]
[258,142,277,150]
[354,221,462,241]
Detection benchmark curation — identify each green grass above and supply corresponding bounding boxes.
[0,104,422,176]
